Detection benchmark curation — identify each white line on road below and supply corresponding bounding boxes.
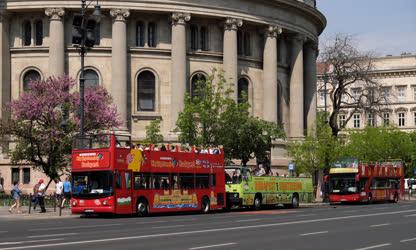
[0,239,64,246]
[28,223,122,232]
[27,233,79,238]
[151,225,185,229]
[400,237,416,243]
[355,243,391,250]
[299,231,328,236]
[2,209,416,250]
[0,231,8,233]
[404,214,416,217]
[234,219,261,222]
[189,242,237,250]
[369,223,390,228]
[294,214,317,217]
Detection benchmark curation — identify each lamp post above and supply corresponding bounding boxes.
[73,0,101,137]
[323,74,328,123]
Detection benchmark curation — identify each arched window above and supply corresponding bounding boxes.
[136,21,145,47]
[190,25,198,51]
[23,20,31,46]
[23,70,41,91]
[200,26,208,51]
[83,69,100,88]
[148,22,156,48]
[237,78,249,103]
[35,20,43,46]
[190,73,206,99]
[137,71,156,111]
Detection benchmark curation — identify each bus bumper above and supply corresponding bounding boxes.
[71,206,115,214]
[329,194,363,203]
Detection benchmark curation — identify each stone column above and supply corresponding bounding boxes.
[278,37,290,135]
[304,42,318,136]
[223,18,242,101]
[45,8,65,77]
[170,12,191,130]
[0,11,10,120]
[289,34,305,139]
[110,9,130,130]
[263,25,282,123]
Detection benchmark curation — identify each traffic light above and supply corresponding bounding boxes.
[72,15,83,45]
[85,19,97,48]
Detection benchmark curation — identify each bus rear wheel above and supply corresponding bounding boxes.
[136,199,149,217]
[291,194,299,208]
[254,195,262,210]
[201,197,210,214]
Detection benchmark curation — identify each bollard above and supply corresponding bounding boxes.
[53,195,56,212]
[59,196,62,216]
[28,193,32,214]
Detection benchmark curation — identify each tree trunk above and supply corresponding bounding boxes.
[314,169,324,202]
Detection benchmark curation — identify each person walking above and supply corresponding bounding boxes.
[61,177,71,208]
[9,181,22,214]
[37,179,46,213]
[55,179,63,207]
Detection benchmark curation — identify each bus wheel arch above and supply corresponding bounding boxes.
[201,196,210,213]
[291,193,299,208]
[368,193,373,204]
[254,193,262,210]
[136,197,149,217]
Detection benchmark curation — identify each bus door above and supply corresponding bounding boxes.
[115,170,133,214]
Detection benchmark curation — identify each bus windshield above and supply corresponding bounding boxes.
[225,167,249,184]
[72,171,113,198]
[330,174,358,194]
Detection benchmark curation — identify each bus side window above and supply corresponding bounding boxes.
[115,171,122,189]
[125,172,131,189]
[180,174,194,190]
[209,174,216,187]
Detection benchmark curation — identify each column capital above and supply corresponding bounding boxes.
[45,8,65,20]
[171,12,191,25]
[110,9,130,22]
[224,17,243,31]
[265,25,282,38]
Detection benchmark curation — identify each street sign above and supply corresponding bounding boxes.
[288,162,295,171]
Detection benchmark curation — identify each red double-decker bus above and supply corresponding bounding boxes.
[327,160,404,204]
[71,134,226,215]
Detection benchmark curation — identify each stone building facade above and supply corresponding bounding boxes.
[0,0,325,192]
[317,54,416,130]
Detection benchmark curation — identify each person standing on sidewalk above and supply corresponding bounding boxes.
[9,181,22,214]
[61,177,71,208]
[37,179,46,213]
[55,178,63,207]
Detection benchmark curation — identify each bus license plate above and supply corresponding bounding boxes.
[84,209,95,213]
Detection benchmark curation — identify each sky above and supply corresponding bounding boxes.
[317,0,416,57]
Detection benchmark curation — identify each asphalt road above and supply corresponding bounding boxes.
[1,202,416,250]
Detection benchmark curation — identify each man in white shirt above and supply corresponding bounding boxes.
[55,179,63,201]
[37,179,46,213]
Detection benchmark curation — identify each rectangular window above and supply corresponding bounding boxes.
[115,171,122,189]
[367,113,374,127]
[352,88,361,101]
[125,172,131,189]
[338,114,346,128]
[11,168,20,184]
[397,87,406,102]
[134,173,151,190]
[237,30,243,55]
[319,91,326,105]
[195,174,209,189]
[94,23,100,45]
[190,25,198,50]
[382,88,390,102]
[23,168,30,184]
[148,22,156,48]
[200,26,208,51]
[353,114,360,128]
[153,173,170,190]
[398,112,406,127]
[180,173,194,190]
[209,174,216,187]
[383,113,390,126]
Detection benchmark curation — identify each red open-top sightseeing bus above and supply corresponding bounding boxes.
[327,160,404,204]
[71,134,226,215]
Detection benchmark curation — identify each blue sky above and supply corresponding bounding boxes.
[317,0,416,56]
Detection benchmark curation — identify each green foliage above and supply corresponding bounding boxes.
[144,118,164,144]
[288,112,342,175]
[175,69,285,166]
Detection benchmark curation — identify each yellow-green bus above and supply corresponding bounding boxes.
[225,166,313,209]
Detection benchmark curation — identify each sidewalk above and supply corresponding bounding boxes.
[0,205,76,219]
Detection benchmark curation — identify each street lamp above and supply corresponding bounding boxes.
[72,0,102,137]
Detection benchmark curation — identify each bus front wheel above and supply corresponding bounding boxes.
[201,197,210,214]
[254,195,262,210]
[291,194,299,208]
[137,199,149,217]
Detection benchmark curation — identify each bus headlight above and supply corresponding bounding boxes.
[234,193,238,198]
[360,192,366,197]
[103,200,108,206]
[72,200,77,206]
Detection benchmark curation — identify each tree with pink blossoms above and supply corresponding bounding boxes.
[0,75,120,184]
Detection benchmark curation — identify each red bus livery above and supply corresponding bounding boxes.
[327,160,404,204]
[71,134,226,215]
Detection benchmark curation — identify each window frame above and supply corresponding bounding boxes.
[23,20,32,46]
[137,70,156,112]
[34,19,43,46]
[398,112,406,127]
[147,22,157,48]
[136,21,145,47]
[397,86,406,102]
[237,78,249,104]
[353,114,361,128]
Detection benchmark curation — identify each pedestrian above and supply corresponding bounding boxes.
[37,179,46,213]
[55,178,63,207]
[61,177,71,208]
[32,181,41,210]
[9,181,22,214]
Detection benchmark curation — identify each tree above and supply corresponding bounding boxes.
[320,34,385,137]
[144,118,164,144]
[175,70,284,165]
[0,75,120,186]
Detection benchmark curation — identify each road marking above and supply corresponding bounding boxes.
[27,233,78,238]
[151,225,185,229]
[235,219,261,222]
[299,231,328,236]
[189,242,237,249]
[369,223,390,228]
[355,243,391,250]
[0,231,8,233]
[400,237,416,243]
[0,239,64,246]
[404,214,416,217]
[2,209,416,250]
[136,220,168,224]
[28,223,122,232]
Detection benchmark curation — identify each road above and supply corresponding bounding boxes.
[1,202,416,250]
